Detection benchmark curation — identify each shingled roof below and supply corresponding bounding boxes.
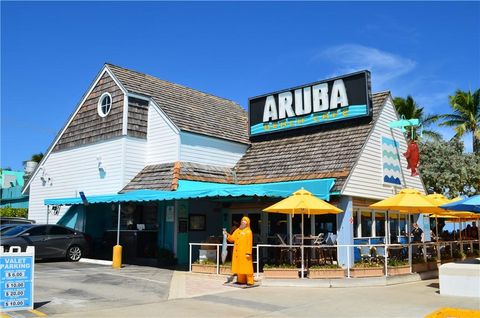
[107,64,249,144]
[121,92,390,193]
[121,162,234,193]
[233,92,391,191]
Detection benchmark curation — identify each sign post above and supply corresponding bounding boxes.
[0,246,35,312]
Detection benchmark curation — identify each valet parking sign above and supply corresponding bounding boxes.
[0,246,34,312]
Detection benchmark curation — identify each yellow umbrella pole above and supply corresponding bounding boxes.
[301,212,305,279]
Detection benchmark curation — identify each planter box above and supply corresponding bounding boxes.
[440,258,453,264]
[263,268,299,279]
[191,264,217,274]
[412,263,428,273]
[388,265,410,276]
[309,268,345,279]
[427,261,438,271]
[191,264,232,275]
[350,267,384,278]
[219,266,232,275]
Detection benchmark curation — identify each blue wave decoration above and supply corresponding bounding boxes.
[381,137,399,148]
[384,175,401,185]
[383,163,401,172]
[382,150,400,160]
[250,104,368,135]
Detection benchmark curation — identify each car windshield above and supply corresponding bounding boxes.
[1,225,32,236]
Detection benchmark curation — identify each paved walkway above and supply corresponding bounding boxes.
[3,263,479,318]
[55,274,479,318]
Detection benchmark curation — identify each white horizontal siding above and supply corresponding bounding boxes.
[28,138,126,224]
[123,137,147,184]
[179,132,249,167]
[146,104,179,165]
[342,97,425,200]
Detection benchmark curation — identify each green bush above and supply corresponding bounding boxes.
[353,261,383,268]
[0,207,28,218]
[412,257,426,264]
[387,259,408,267]
[263,263,297,269]
[193,259,216,265]
[309,264,341,269]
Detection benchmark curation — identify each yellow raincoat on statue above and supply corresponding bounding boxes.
[227,216,254,285]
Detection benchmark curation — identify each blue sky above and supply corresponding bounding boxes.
[2,1,479,170]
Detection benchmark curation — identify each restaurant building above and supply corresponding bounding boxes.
[23,64,426,266]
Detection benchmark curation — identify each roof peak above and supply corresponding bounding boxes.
[104,63,242,106]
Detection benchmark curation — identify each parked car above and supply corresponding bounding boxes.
[0,217,36,225]
[1,224,90,261]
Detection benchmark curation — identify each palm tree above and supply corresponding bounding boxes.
[440,89,480,154]
[393,95,442,141]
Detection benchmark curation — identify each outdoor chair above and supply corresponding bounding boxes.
[276,234,299,265]
[359,245,374,263]
[313,233,325,245]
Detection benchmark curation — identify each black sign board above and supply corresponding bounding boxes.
[248,70,372,137]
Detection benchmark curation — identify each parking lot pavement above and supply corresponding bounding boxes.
[2,261,173,317]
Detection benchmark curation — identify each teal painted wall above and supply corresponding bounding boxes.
[163,202,175,252]
[176,200,189,265]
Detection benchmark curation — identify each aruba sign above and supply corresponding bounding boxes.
[248,70,372,137]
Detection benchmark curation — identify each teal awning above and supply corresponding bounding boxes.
[44,178,336,206]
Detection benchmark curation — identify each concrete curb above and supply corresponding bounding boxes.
[79,258,113,266]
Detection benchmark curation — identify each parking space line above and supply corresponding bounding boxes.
[1,313,12,318]
[28,309,47,317]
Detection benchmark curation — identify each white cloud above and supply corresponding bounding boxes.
[315,44,416,89]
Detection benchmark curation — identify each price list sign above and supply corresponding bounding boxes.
[0,246,34,312]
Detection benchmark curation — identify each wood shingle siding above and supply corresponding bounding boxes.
[106,64,249,145]
[233,92,391,191]
[53,72,124,151]
[127,97,149,139]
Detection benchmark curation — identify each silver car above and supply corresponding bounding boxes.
[1,224,90,261]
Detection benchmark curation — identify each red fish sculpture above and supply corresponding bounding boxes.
[404,139,420,176]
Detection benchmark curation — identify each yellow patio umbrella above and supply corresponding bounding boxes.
[425,194,457,243]
[369,188,442,213]
[263,188,343,215]
[263,188,343,278]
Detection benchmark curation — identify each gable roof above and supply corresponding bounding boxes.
[233,92,391,191]
[106,64,249,144]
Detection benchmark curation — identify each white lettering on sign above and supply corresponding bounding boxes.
[330,79,349,109]
[262,79,349,122]
[278,91,295,120]
[313,83,329,112]
[263,95,278,122]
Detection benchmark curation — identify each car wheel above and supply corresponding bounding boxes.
[66,245,82,262]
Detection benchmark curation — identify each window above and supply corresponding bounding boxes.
[98,92,112,117]
[26,226,48,236]
[361,211,372,237]
[189,214,206,231]
[49,226,74,235]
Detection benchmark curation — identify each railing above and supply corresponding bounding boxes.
[189,240,479,279]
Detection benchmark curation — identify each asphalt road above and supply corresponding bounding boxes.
[2,261,479,318]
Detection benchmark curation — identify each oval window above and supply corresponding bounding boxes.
[98,92,112,117]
